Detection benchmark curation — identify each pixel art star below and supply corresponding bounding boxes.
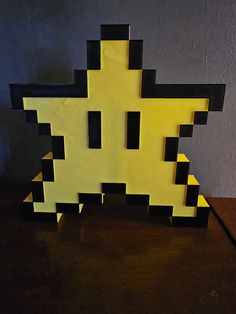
[10,24,225,227]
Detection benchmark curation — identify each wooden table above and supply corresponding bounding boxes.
[0,189,235,314]
[208,197,236,245]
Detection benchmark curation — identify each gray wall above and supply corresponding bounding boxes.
[0,0,235,196]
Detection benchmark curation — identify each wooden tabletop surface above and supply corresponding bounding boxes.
[208,197,236,245]
[0,189,235,314]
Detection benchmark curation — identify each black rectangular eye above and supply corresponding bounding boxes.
[88,111,102,148]
[127,112,140,149]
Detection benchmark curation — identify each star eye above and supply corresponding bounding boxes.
[88,111,102,149]
[127,111,141,149]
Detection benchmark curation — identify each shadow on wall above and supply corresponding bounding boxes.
[0,57,74,187]
[0,0,89,186]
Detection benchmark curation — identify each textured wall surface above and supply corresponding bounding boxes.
[0,0,235,196]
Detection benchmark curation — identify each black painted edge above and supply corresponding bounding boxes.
[185,185,200,206]
[78,193,102,204]
[38,123,51,135]
[194,111,208,125]
[141,70,225,111]
[164,137,179,161]
[179,124,193,137]
[25,110,38,123]
[196,206,209,228]
[10,83,88,110]
[175,162,190,185]
[22,201,34,220]
[171,206,209,228]
[102,183,126,194]
[10,84,24,109]
[126,194,150,205]
[87,40,101,70]
[171,216,196,227]
[129,40,143,69]
[31,181,45,202]
[41,159,54,181]
[22,202,57,222]
[51,136,65,159]
[73,70,88,95]
[141,70,156,98]
[101,24,130,40]
[149,206,173,217]
[56,203,79,213]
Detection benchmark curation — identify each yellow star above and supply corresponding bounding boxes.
[11,25,225,226]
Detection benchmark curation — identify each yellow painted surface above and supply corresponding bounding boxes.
[23,40,209,216]
[33,172,43,181]
[188,175,200,186]
[79,204,84,213]
[177,154,189,162]
[198,195,210,207]
[42,152,53,159]
[23,193,33,202]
